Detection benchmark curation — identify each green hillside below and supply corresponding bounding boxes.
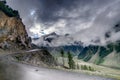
[78,41,120,68]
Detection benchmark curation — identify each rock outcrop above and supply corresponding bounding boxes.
[9,49,56,67]
[0,8,31,50]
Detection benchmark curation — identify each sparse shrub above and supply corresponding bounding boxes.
[68,51,75,69]
[83,65,88,70]
[60,49,65,66]
[77,63,80,69]
[88,66,95,71]
[81,65,95,71]
[0,1,19,17]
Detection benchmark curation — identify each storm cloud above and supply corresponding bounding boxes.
[6,0,120,46]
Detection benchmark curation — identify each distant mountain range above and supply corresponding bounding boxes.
[32,32,83,47]
[32,32,84,56]
[32,32,120,69]
[78,41,120,68]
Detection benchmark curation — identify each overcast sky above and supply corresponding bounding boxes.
[6,0,120,46]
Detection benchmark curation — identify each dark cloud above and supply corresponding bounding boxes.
[7,0,111,24]
[37,0,112,23]
[38,0,93,22]
[6,0,120,46]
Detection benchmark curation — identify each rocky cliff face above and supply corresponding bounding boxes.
[0,11,31,50]
[0,1,57,67]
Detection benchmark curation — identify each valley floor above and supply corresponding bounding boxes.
[75,60,120,80]
[0,59,115,80]
[56,57,120,80]
[0,49,119,80]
